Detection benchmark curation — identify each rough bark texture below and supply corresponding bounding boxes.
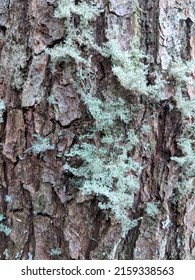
[0,0,194,259]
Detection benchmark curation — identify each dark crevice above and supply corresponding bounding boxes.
[0,25,7,36]
[139,0,160,61]
[108,11,127,18]
[46,37,66,49]
[9,208,24,213]
[86,204,104,259]
[34,212,53,219]
[180,17,193,60]
[119,224,141,259]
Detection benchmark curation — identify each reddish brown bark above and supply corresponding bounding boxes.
[0,0,194,259]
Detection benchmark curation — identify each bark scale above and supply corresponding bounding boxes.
[0,0,194,259]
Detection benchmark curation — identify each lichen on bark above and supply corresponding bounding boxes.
[0,0,194,260]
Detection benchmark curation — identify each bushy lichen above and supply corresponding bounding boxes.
[0,100,5,123]
[0,213,11,236]
[27,134,54,155]
[47,0,195,237]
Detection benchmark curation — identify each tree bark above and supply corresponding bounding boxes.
[0,0,194,260]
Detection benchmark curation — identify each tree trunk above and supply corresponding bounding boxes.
[0,0,194,260]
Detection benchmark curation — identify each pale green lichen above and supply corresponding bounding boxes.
[0,213,11,236]
[48,0,195,237]
[0,100,5,123]
[27,134,54,155]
